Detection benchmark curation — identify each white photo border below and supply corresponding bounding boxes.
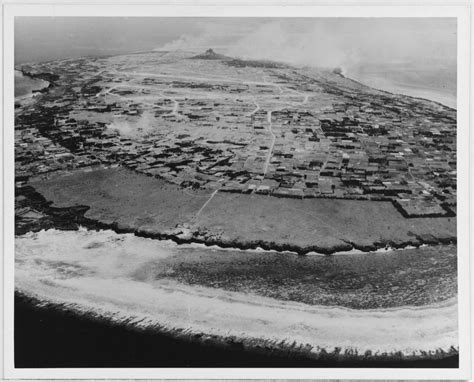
[2,2,472,380]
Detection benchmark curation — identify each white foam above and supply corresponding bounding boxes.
[15,228,458,355]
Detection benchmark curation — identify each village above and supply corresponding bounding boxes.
[15,50,457,219]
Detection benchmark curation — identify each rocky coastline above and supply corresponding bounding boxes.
[16,184,456,256]
[13,49,459,369]
[15,290,459,368]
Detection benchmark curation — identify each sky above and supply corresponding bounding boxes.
[15,17,456,70]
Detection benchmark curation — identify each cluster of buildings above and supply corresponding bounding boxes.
[15,51,457,218]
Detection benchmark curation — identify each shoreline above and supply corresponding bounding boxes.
[16,51,455,110]
[20,203,457,256]
[15,227,458,310]
[14,52,458,367]
[15,292,458,368]
[19,180,456,257]
[342,69,456,111]
[83,218,457,256]
[14,289,458,368]
[14,69,50,97]
[14,227,458,366]
[15,168,457,255]
[15,68,57,99]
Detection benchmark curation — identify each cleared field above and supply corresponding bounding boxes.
[29,167,208,233]
[195,192,456,253]
[29,167,456,253]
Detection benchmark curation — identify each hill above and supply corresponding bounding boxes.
[190,48,230,60]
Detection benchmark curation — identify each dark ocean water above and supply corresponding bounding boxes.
[14,50,458,367]
[15,293,458,368]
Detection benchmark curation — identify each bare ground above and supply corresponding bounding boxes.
[29,167,456,254]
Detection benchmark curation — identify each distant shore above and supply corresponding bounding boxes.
[14,50,458,368]
[14,70,49,98]
[344,66,456,110]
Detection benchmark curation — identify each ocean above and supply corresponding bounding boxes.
[15,228,458,368]
[14,59,456,108]
[346,61,457,109]
[15,70,49,98]
[15,292,458,368]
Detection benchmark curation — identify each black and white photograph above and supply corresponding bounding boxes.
[2,2,472,379]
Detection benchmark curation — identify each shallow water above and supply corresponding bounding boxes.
[15,228,458,355]
[346,61,456,109]
[15,70,49,98]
